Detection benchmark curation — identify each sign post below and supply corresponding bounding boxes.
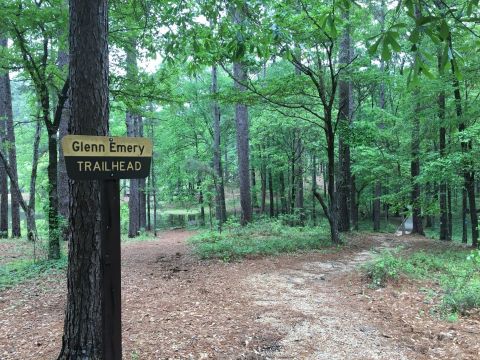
[62,135,152,360]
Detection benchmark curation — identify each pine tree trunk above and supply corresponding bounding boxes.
[57,49,70,238]
[268,167,274,218]
[438,50,449,240]
[373,182,381,231]
[337,8,351,232]
[450,36,478,247]
[47,132,60,258]
[312,154,317,225]
[212,65,227,226]
[0,40,20,237]
[279,171,287,214]
[0,51,9,239]
[58,0,109,356]
[233,3,252,225]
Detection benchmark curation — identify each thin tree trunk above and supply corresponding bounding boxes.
[279,171,287,214]
[57,49,70,238]
[0,39,20,237]
[212,65,227,226]
[450,35,478,247]
[295,138,305,225]
[0,57,8,239]
[438,50,449,240]
[373,182,381,231]
[58,0,108,355]
[47,131,60,258]
[268,167,274,218]
[312,154,317,225]
[125,41,140,237]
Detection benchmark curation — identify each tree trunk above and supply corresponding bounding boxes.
[0,39,20,237]
[233,3,252,225]
[212,65,227,226]
[438,50,449,240]
[260,150,267,214]
[57,49,70,238]
[337,8,352,232]
[449,36,478,247]
[279,171,287,214]
[58,0,108,356]
[295,138,305,224]
[0,67,8,239]
[138,117,147,230]
[268,167,274,218]
[127,112,139,237]
[47,131,60,258]
[351,175,358,230]
[312,154,317,225]
[373,1,386,232]
[373,182,381,231]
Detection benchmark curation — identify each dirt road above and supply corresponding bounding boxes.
[0,231,479,359]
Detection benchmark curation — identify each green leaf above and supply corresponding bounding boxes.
[416,16,438,26]
[439,20,450,41]
[381,42,392,61]
[409,29,420,43]
[368,36,382,56]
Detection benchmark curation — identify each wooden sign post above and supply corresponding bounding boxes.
[62,135,152,360]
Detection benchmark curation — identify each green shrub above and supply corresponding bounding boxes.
[189,219,330,261]
[364,247,480,316]
[364,249,403,287]
[0,256,67,290]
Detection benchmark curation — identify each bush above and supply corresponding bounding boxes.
[189,219,330,261]
[364,249,403,287]
[363,247,480,316]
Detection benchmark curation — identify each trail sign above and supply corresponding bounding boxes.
[62,134,152,360]
[62,135,152,180]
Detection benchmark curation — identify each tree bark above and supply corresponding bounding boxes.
[0,38,20,237]
[438,50,449,240]
[233,2,252,225]
[0,51,9,239]
[57,49,70,238]
[125,42,141,237]
[268,167,274,218]
[450,36,478,247]
[279,171,287,214]
[337,8,352,232]
[58,0,109,356]
[212,65,227,226]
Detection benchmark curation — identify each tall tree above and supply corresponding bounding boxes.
[0,37,20,237]
[0,88,8,239]
[125,40,141,237]
[58,0,109,356]
[212,65,227,226]
[337,7,352,232]
[232,1,252,225]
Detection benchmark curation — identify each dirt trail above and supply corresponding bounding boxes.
[0,231,479,359]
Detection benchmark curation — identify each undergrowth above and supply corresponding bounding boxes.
[0,256,67,291]
[189,219,331,261]
[364,247,480,316]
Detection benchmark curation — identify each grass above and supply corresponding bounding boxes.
[188,219,331,261]
[364,247,480,316]
[0,256,67,291]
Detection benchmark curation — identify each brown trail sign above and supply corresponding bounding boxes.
[62,135,152,360]
[62,135,152,179]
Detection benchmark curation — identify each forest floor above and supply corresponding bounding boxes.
[1,230,480,359]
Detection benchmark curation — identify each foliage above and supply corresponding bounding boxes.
[364,247,480,315]
[189,219,331,261]
[0,256,67,291]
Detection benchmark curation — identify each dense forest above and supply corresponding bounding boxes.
[1,0,480,359]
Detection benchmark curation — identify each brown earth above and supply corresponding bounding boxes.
[0,230,479,359]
